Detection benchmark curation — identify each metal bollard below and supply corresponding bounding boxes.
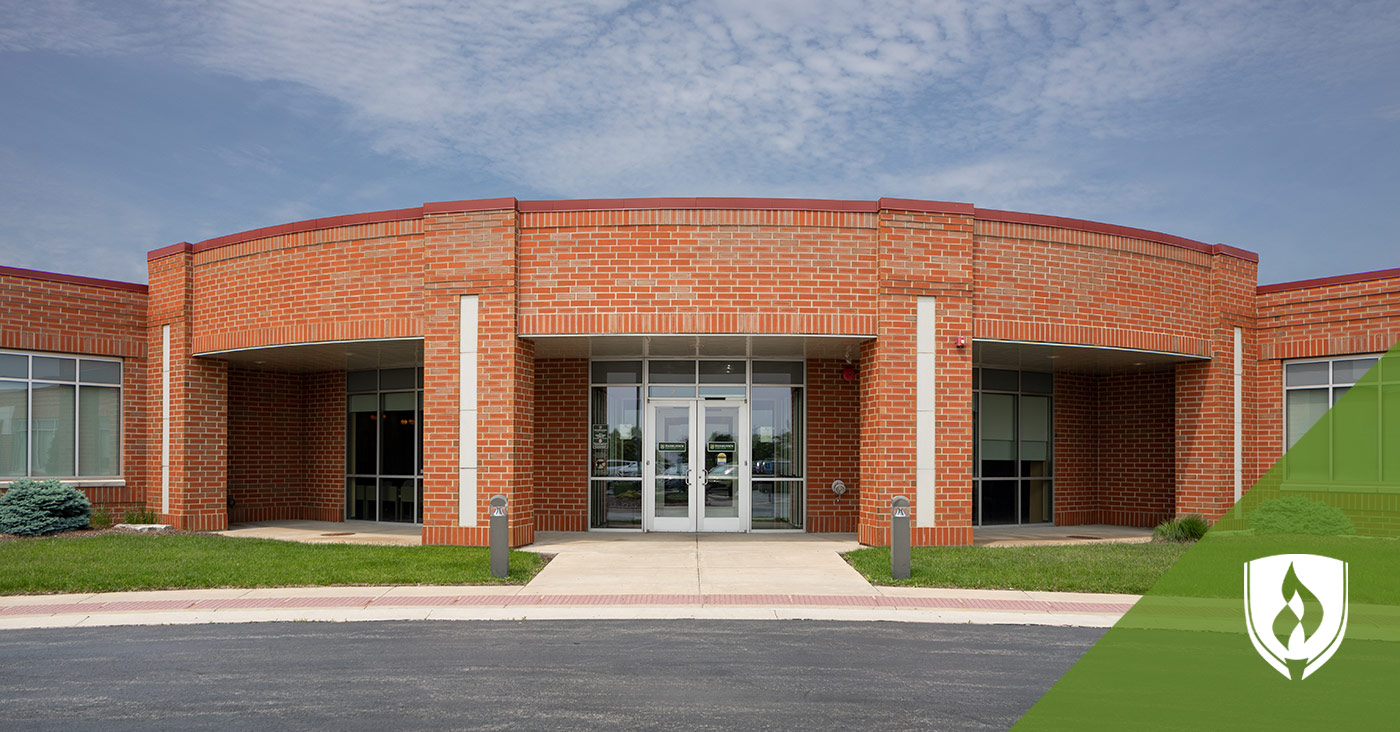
[890,495,911,580]
[489,494,509,578]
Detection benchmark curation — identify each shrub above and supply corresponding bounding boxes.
[1248,496,1355,536]
[123,506,160,524]
[90,506,114,529]
[1153,514,1210,542]
[0,479,92,536]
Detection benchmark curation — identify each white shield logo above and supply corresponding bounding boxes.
[1243,553,1349,680]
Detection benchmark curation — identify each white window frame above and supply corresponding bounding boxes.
[1281,353,1382,451]
[0,348,124,481]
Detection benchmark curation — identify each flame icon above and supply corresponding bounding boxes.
[1244,554,1349,680]
[1271,563,1323,655]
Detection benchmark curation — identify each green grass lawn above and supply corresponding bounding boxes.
[0,533,544,595]
[846,542,1190,594]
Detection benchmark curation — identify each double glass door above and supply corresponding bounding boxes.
[645,400,746,532]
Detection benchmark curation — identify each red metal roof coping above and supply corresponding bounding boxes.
[422,197,518,214]
[974,207,1259,263]
[877,197,975,215]
[1257,267,1400,295]
[518,197,880,213]
[0,265,148,294]
[143,196,1262,263]
[146,242,193,261]
[147,208,426,260]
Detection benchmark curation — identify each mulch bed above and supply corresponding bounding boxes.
[0,527,209,542]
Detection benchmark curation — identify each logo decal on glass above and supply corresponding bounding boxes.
[1243,554,1349,680]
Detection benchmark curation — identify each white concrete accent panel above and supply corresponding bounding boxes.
[915,297,937,527]
[459,296,479,527]
[1234,326,1243,503]
[161,325,170,514]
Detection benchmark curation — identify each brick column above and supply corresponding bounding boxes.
[420,199,535,546]
[147,246,228,530]
[858,201,974,546]
[1175,250,1258,520]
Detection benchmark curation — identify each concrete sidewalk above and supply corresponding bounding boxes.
[0,529,1142,629]
[0,584,1139,630]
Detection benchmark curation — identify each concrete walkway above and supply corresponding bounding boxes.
[0,529,1142,630]
[520,531,873,596]
[217,520,421,545]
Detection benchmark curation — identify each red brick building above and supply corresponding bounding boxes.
[2,197,1397,545]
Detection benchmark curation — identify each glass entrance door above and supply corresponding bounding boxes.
[644,400,747,532]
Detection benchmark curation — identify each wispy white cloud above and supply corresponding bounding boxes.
[4,0,1399,209]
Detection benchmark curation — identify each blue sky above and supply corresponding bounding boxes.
[1,0,1397,285]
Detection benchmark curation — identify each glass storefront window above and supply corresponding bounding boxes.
[0,351,123,479]
[345,369,421,522]
[972,368,1053,526]
[590,365,642,527]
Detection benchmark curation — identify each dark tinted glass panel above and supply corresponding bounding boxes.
[590,480,643,528]
[379,368,416,389]
[1021,480,1053,523]
[971,369,980,390]
[378,478,415,522]
[752,361,804,384]
[0,354,26,378]
[591,361,642,384]
[79,360,121,384]
[981,368,1018,391]
[979,393,1015,477]
[347,371,377,392]
[380,392,416,475]
[649,360,696,383]
[347,478,377,520]
[1021,371,1053,394]
[699,360,745,384]
[981,481,1017,525]
[32,357,76,381]
[1285,362,1329,387]
[1334,358,1378,384]
[347,394,377,474]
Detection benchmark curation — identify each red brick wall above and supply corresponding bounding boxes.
[517,209,878,336]
[227,369,301,521]
[860,208,975,546]
[226,368,345,523]
[303,371,346,522]
[1251,273,1400,533]
[420,206,535,547]
[1255,273,1400,475]
[973,222,1216,354]
[1174,254,1258,520]
[1097,371,1175,527]
[1052,372,1098,526]
[0,268,149,512]
[806,358,860,532]
[187,222,424,354]
[533,358,589,531]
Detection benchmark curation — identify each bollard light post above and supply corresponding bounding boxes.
[489,494,509,579]
[890,495,911,580]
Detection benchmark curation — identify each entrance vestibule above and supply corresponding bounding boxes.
[589,359,805,533]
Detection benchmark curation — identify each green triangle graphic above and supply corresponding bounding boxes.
[1014,341,1400,729]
